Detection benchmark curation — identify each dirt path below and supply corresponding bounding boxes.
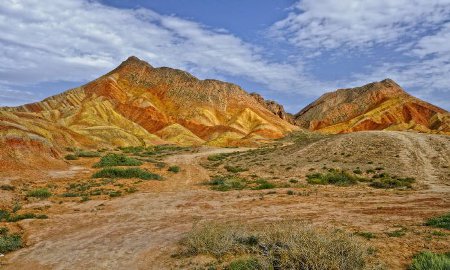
[388,131,450,193]
[2,147,249,270]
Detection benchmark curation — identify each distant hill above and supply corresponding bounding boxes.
[294,79,449,134]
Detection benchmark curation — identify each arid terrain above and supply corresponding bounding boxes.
[0,130,449,269]
[1,57,449,269]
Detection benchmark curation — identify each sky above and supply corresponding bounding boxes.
[1,0,450,112]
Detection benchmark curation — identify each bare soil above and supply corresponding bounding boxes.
[0,131,449,269]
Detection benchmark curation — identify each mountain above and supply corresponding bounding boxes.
[0,56,296,168]
[294,79,450,134]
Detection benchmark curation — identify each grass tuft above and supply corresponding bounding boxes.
[27,188,52,198]
[92,167,162,180]
[425,213,450,230]
[409,251,450,270]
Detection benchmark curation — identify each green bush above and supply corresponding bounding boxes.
[27,188,52,198]
[0,233,22,254]
[76,151,100,158]
[307,170,359,186]
[354,231,376,240]
[225,165,248,173]
[168,166,181,173]
[409,251,450,270]
[227,258,261,270]
[92,167,162,180]
[93,153,143,167]
[252,179,275,190]
[64,154,79,160]
[369,175,415,189]
[425,213,450,230]
[207,175,247,191]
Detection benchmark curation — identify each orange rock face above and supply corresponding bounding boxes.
[294,79,450,134]
[0,56,296,168]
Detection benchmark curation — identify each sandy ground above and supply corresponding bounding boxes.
[1,131,449,269]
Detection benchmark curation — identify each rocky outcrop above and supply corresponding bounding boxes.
[294,79,450,134]
[250,93,293,123]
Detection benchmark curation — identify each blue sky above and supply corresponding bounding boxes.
[1,0,449,112]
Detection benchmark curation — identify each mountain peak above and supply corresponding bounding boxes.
[120,55,153,68]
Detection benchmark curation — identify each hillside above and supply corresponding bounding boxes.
[294,79,450,134]
[0,56,296,169]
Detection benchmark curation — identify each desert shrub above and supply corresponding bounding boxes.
[252,179,275,190]
[355,232,376,240]
[119,146,145,154]
[62,192,80,197]
[425,213,450,230]
[369,175,415,189]
[353,169,362,174]
[168,166,181,173]
[287,190,295,195]
[64,154,79,160]
[0,232,22,254]
[92,167,162,180]
[307,170,359,186]
[1,212,47,222]
[0,185,15,191]
[180,221,369,270]
[27,188,52,198]
[227,257,262,270]
[289,179,298,183]
[225,165,248,173]
[409,251,450,270]
[207,175,247,191]
[76,151,100,158]
[93,153,143,167]
[108,190,122,197]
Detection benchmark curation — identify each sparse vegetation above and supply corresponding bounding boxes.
[0,228,22,254]
[306,169,359,186]
[208,153,228,161]
[93,153,143,167]
[0,184,15,191]
[64,154,79,160]
[168,165,181,173]
[425,213,450,230]
[207,175,247,191]
[76,151,101,158]
[92,167,162,180]
[354,231,376,240]
[206,176,276,191]
[409,251,450,270]
[0,210,47,222]
[27,188,52,198]
[369,175,415,189]
[225,165,248,173]
[180,221,370,270]
[227,257,261,270]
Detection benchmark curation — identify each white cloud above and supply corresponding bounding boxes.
[270,0,450,50]
[0,0,328,107]
[269,0,450,110]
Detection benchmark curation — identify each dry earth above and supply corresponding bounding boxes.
[0,131,449,269]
